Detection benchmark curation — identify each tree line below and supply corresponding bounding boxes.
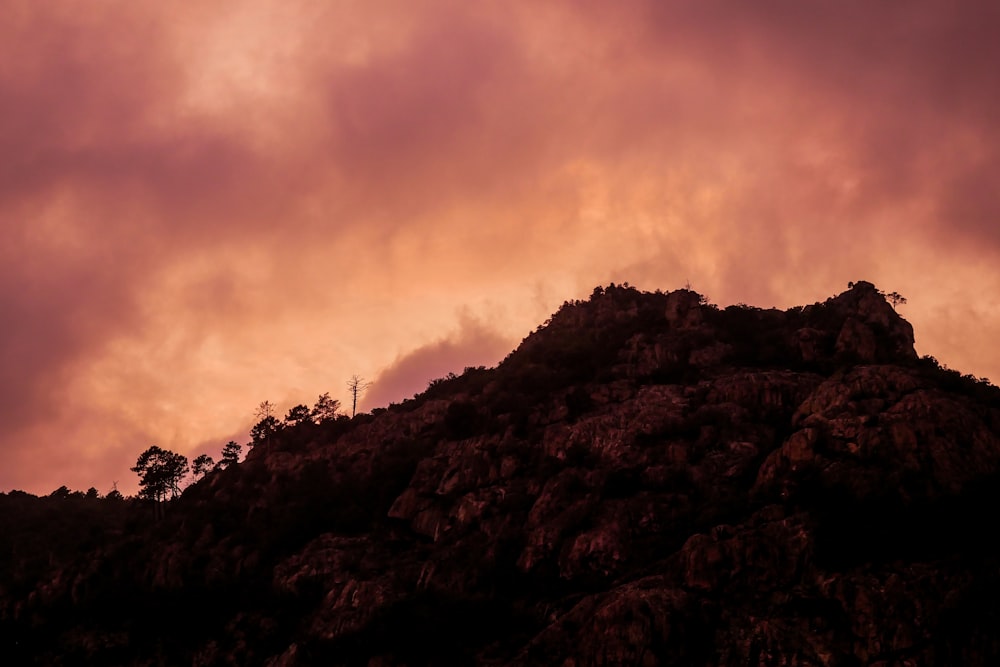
[131,385,364,507]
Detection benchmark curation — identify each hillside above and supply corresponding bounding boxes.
[4,281,1000,665]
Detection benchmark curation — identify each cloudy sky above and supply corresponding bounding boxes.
[3,0,999,494]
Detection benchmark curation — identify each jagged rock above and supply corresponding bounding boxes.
[754,365,1000,504]
[4,282,1000,666]
[664,289,704,328]
[826,281,917,362]
[796,327,827,362]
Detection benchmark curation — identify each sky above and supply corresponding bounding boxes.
[3,0,1000,494]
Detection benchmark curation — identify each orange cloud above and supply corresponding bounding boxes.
[2,1,1000,493]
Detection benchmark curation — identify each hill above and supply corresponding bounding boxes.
[4,281,1000,665]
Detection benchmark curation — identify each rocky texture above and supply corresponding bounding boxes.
[3,281,1000,666]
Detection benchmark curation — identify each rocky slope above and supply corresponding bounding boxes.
[4,281,1000,666]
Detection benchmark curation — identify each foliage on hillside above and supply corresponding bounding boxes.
[4,281,1000,665]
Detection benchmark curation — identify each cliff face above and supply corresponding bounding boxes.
[5,281,1000,666]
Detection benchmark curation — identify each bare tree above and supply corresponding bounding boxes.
[254,400,275,421]
[346,375,371,417]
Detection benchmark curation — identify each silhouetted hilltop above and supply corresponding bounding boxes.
[4,282,1000,666]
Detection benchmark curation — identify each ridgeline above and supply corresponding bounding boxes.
[4,281,1000,665]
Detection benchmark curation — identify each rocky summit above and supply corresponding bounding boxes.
[4,281,1000,666]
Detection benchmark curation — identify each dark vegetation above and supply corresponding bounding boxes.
[0,489,128,600]
[4,281,1000,665]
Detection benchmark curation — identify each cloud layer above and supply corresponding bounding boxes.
[3,1,1000,493]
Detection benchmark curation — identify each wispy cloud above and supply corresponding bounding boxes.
[2,0,999,492]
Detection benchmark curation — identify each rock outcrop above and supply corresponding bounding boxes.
[3,281,1000,666]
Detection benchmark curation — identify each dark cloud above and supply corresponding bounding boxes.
[2,0,1000,492]
[365,318,513,410]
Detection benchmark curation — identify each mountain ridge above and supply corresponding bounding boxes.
[4,280,1000,666]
